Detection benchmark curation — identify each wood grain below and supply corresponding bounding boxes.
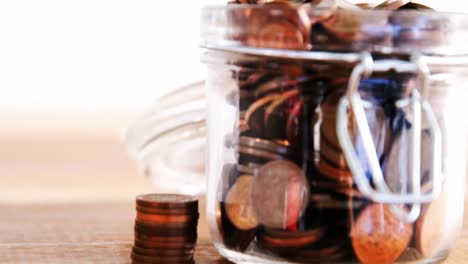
[0,202,466,264]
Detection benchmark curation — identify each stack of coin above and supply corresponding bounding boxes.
[131,194,199,264]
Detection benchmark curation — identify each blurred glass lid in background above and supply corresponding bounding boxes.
[125,81,206,195]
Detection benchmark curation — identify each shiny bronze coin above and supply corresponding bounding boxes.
[239,145,287,164]
[258,226,326,250]
[355,2,374,9]
[136,205,197,216]
[322,7,389,43]
[250,21,307,50]
[245,93,281,136]
[257,226,326,249]
[253,76,295,99]
[136,194,198,210]
[309,193,360,209]
[374,0,410,10]
[136,211,198,224]
[131,251,194,264]
[317,157,353,183]
[219,201,258,252]
[309,177,355,193]
[352,203,413,264]
[135,232,197,244]
[225,175,259,230]
[416,192,453,258]
[134,238,195,250]
[251,160,310,229]
[320,92,357,150]
[264,89,300,140]
[132,246,193,257]
[246,1,310,50]
[319,136,348,169]
[397,2,434,10]
[239,136,291,155]
[134,223,197,237]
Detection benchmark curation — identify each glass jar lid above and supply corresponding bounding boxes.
[125,81,206,195]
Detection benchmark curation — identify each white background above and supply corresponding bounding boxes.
[0,0,464,112]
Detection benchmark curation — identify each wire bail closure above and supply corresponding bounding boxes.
[336,52,443,223]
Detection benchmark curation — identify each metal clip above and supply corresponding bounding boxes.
[336,52,442,223]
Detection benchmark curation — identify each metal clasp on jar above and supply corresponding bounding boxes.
[336,52,442,223]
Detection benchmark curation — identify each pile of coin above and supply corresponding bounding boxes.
[131,194,199,264]
[214,54,443,263]
[209,0,450,262]
[225,0,437,53]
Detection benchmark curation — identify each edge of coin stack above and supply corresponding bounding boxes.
[131,194,199,264]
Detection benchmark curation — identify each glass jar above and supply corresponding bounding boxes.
[202,4,468,264]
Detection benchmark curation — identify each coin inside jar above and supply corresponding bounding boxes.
[264,89,300,140]
[245,93,281,137]
[352,203,413,264]
[374,0,410,10]
[320,136,349,169]
[250,160,310,229]
[416,192,454,258]
[257,225,326,251]
[225,175,259,230]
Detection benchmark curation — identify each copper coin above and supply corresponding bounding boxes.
[247,18,308,50]
[134,238,195,249]
[416,192,453,258]
[320,106,357,146]
[397,2,434,10]
[239,136,291,155]
[134,223,197,237]
[323,7,389,43]
[132,246,193,257]
[355,3,374,9]
[136,218,198,229]
[292,231,350,259]
[309,177,355,193]
[134,232,197,245]
[317,157,353,183]
[258,226,326,250]
[251,160,310,229]
[352,203,413,264]
[136,205,197,216]
[238,145,287,163]
[374,0,410,10]
[225,175,259,230]
[245,93,281,136]
[136,194,198,210]
[220,201,258,252]
[136,212,198,224]
[258,232,324,251]
[253,76,295,99]
[319,136,349,169]
[253,1,310,49]
[264,89,300,140]
[131,251,194,264]
[309,193,360,209]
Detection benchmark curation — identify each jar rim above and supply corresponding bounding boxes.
[201,5,468,57]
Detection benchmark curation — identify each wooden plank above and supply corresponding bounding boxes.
[0,202,466,263]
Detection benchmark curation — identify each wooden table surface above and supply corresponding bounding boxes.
[0,200,467,264]
[0,112,466,263]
